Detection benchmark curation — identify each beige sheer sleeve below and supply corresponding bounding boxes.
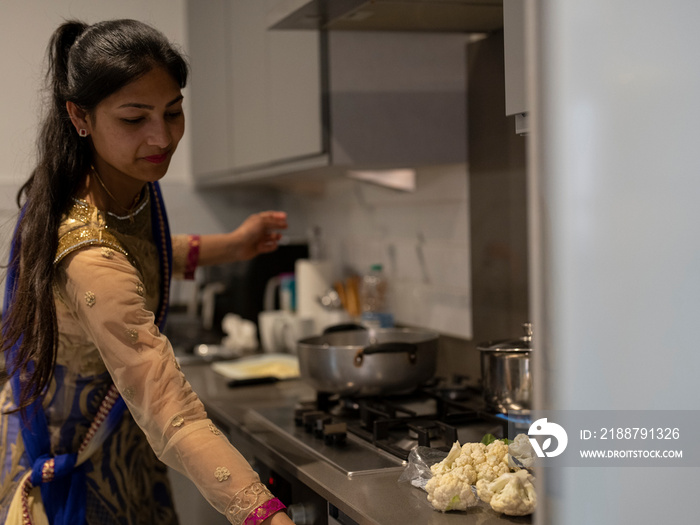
[55,247,273,524]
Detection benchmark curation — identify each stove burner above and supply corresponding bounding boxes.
[407,422,444,442]
[408,421,459,448]
[291,380,515,462]
[424,374,480,402]
[329,398,361,418]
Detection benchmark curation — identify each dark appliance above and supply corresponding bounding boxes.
[205,242,309,337]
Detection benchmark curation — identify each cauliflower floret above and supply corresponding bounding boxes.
[508,433,537,469]
[458,442,487,467]
[475,478,492,501]
[474,440,511,483]
[448,463,478,486]
[477,470,536,516]
[425,472,478,511]
[430,441,463,476]
[425,438,521,514]
[485,439,510,458]
[428,441,478,487]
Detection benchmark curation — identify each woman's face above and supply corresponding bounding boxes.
[85,67,185,191]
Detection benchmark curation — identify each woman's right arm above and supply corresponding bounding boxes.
[55,247,294,525]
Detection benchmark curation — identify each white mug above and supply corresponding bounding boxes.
[258,311,315,354]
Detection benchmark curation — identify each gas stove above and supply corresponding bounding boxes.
[248,377,521,477]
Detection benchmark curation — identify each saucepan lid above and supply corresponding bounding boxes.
[477,322,533,353]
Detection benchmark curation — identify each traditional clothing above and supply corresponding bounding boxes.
[0,183,281,525]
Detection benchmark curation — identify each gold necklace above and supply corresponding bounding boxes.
[90,165,141,216]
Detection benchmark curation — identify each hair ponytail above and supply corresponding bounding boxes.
[48,22,88,103]
[4,19,188,415]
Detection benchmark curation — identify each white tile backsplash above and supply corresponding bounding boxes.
[280,163,472,339]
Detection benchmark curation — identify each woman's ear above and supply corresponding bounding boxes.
[66,101,91,137]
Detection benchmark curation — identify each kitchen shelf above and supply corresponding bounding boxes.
[194,153,332,193]
[268,0,504,33]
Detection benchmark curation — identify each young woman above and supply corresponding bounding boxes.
[0,19,294,525]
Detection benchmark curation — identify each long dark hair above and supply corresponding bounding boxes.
[2,19,188,414]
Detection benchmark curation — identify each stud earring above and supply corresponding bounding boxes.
[78,129,88,137]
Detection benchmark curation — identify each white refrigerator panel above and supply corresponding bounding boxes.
[530,1,700,524]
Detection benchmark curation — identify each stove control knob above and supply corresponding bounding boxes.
[302,411,326,433]
[323,421,348,446]
[287,503,317,525]
[313,415,333,438]
[294,406,317,427]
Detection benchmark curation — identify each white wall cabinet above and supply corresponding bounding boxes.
[187,0,324,183]
[187,1,469,187]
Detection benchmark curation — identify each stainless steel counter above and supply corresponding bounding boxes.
[182,362,532,525]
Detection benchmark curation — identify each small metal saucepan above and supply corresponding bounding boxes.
[478,323,533,413]
[297,324,439,396]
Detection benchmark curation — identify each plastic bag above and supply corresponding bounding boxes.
[397,446,448,491]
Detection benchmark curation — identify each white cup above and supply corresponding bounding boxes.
[258,311,316,354]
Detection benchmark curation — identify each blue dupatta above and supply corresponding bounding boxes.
[3,181,173,525]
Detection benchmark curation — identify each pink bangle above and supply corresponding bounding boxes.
[184,234,201,280]
[243,498,287,525]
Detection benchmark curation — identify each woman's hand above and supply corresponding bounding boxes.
[230,211,288,261]
[196,211,288,267]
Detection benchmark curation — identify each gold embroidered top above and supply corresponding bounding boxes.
[0,196,272,525]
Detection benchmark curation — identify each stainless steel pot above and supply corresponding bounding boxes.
[478,323,532,413]
[297,325,439,396]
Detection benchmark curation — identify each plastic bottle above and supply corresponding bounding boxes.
[359,264,394,328]
[279,273,296,313]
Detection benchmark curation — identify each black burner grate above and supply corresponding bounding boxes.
[307,380,513,461]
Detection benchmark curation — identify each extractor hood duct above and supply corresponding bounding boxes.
[268,0,504,33]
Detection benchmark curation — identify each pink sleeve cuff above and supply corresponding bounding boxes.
[243,498,287,525]
[183,234,201,280]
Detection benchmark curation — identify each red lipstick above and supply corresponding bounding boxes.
[144,153,168,164]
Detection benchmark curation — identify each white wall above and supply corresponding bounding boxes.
[279,166,472,339]
[0,0,191,186]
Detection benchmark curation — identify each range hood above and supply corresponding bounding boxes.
[268,0,504,33]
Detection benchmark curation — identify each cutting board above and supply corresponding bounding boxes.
[211,353,300,380]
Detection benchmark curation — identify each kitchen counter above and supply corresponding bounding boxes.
[182,362,532,525]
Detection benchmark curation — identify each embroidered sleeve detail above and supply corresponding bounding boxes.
[136,282,145,297]
[85,291,96,307]
[122,386,135,402]
[96,210,106,228]
[171,415,185,427]
[243,498,287,525]
[214,466,231,482]
[54,226,131,265]
[126,328,139,344]
[101,246,114,259]
[226,482,278,525]
[184,234,201,280]
[209,424,221,435]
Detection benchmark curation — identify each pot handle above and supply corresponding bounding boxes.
[354,342,418,367]
[322,323,368,335]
